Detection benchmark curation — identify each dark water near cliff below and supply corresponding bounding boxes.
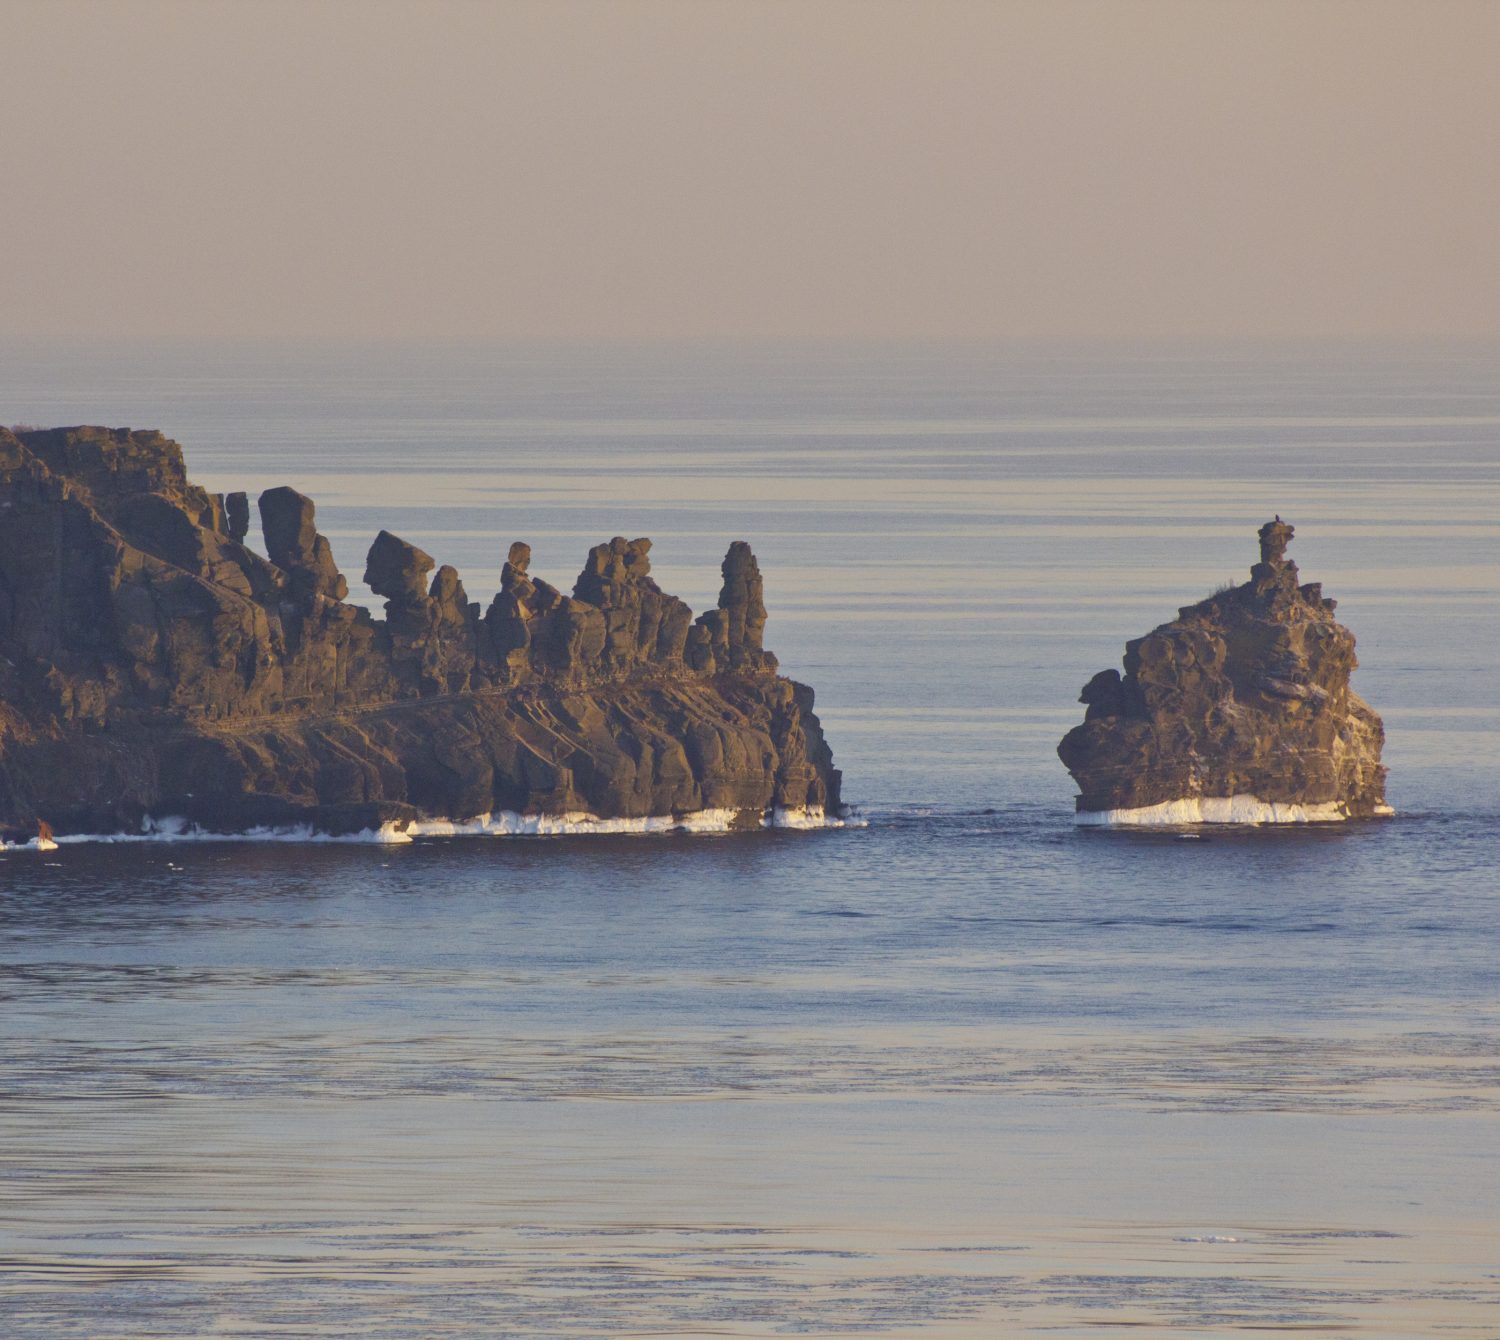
[2,340,1498,1336]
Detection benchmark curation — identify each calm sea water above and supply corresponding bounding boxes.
[1,341,1497,1337]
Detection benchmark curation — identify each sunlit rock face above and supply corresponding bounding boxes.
[1058,519,1389,823]
[0,426,842,840]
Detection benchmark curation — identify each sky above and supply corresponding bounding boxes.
[3,0,1498,343]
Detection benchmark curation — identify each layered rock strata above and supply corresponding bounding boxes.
[0,426,842,841]
[1058,519,1390,824]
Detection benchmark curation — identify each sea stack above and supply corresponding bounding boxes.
[0,426,843,842]
[1057,519,1390,824]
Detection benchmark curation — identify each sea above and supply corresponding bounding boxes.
[1,340,1497,1337]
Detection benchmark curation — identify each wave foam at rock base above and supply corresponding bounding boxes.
[404,805,860,839]
[1,807,861,850]
[1074,796,1396,827]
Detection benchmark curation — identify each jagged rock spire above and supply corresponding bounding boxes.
[502,541,531,587]
[718,540,768,664]
[364,529,434,607]
[686,542,776,675]
[258,487,347,602]
[573,536,655,606]
[223,492,250,543]
[1258,516,1294,565]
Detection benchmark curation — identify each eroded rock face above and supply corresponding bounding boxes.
[259,486,348,603]
[0,427,843,838]
[1057,520,1389,819]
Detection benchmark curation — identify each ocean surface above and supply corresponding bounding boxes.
[1,340,1497,1337]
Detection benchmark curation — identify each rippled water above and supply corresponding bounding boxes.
[2,341,1498,1336]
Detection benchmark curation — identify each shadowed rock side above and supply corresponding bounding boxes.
[1057,519,1389,823]
[0,426,842,839]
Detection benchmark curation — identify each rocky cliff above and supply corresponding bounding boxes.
[0,426,843,841]
[1057,519,1389,823]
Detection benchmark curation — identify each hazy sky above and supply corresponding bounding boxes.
[4,0,1497,342]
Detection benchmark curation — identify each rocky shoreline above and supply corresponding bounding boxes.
[0,427,843,843]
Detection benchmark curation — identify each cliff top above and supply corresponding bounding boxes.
[0,425,780,725]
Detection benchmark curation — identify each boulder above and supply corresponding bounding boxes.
[258,486,347,602]
[364,530,434,608]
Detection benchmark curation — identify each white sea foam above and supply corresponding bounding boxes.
[1074,795,1392,826]
[49,818,414,847]
[772,804,862,830]
[410,803,862,838]
[14,804,859,851]
[0,836,59,853]
[408,808,744,838]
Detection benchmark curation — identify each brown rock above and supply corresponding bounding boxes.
[364,530,434,608]
[1058,520,1388,818]
[224,491,251,543]
[0,428,843,837]
[258,486,348,602]
[689,542,777,674]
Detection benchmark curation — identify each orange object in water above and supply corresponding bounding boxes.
[37,819,53,844]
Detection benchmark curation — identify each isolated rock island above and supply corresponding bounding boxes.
[1058,519,1390,824]
[0,426,843,843]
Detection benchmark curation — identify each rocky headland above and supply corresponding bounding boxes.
[1058,519,1390,824]
[0,426,843,844]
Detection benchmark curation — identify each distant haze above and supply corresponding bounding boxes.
[4,0,1497,342]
